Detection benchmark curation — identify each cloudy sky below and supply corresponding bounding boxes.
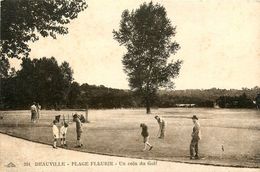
[11,0,260,89]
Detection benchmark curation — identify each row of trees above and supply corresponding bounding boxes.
[216,93,256,108]
[1,56,259,110]
[1,57,73,109]
[0,56,138,109]
[66,84,137,109]
[158,88,260,108]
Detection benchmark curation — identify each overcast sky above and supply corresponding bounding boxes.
[10,0,260,89]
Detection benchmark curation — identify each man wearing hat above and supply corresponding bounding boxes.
[190,115,201,159]
[154,115,166,139]
[73,113,83,148]
[55,115,61,122]
[30,102,37,123]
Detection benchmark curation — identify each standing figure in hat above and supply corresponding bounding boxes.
[30,102,37,123]
[190,115,201,159]
[154,115,166,139]
[73,113,83,148]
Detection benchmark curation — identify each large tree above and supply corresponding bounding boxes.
[113,2,182,114]
[0,0,87,79]
[0,0,87,60]
[0,57,74,109]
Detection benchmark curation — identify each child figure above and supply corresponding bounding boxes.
[60,122,69,147]
[140,123,153,151]
[52,120,59,149]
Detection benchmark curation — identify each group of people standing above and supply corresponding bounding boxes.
[140,115,201,160]
[52,120,69,148]
[30,102,41,123]
[29,102,83,149]
[52,113,84,149]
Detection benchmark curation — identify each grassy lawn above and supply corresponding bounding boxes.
[0,108,259,168]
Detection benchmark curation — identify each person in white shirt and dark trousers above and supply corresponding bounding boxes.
[52,120,59,149]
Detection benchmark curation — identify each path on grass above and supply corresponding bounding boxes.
[0,133,258,172]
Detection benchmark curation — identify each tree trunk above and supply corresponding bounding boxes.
[146,97,151,114]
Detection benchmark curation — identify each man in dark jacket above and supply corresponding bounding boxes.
[73,114,83,148]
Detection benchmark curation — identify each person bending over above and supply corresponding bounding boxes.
[140,123,153,151]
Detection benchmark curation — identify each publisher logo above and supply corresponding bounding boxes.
[5,162,16,168]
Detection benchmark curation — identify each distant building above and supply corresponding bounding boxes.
[175,104,196,108]
[214,102,220,108]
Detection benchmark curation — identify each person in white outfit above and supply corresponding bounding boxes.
[30,102,37,123]
[60,122,69,147]
[52,120,59,149]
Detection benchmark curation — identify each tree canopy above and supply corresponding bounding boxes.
[113,2,182,113]
[0,57,73,108]
[1,0,87,59]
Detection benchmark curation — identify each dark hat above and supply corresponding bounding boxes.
[154,115,159,119]
[73,113,79,118]
[192,115,198,120]
[55,115,61,122]
[55,115,61,118]
[64,122,68,127]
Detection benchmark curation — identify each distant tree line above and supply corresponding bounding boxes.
[67,83,138,109]
[216,93,255,108]
[1,57,259,110]
[157,88,260,108]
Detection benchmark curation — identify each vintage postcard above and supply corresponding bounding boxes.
[0,0,259,172]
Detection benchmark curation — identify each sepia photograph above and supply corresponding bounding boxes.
[0,0,260,171]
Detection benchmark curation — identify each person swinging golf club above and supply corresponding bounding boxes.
[154,115,166,139]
